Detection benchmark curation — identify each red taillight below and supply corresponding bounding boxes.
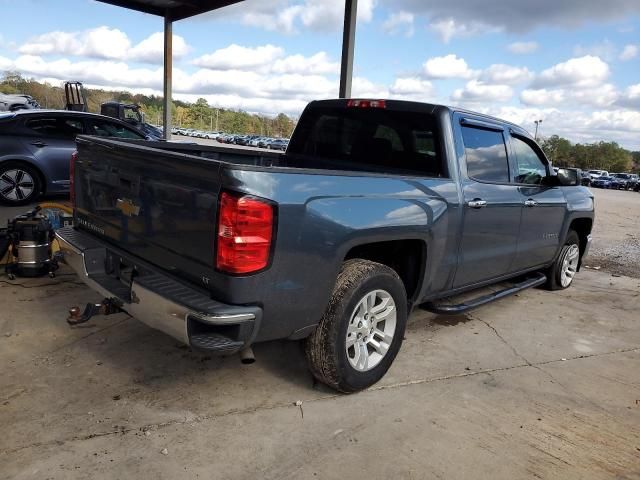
[347,99,386,109]
[70,150,77,206]
[216,191,274,274]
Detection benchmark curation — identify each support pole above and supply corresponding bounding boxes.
[163,15,173,140]
[339,0,357,99]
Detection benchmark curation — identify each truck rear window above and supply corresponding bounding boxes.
[288,106,445,177]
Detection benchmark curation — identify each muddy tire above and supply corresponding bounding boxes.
[305,259,408,393]
[545,230,580,291]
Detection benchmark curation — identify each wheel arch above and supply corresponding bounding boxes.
[344,239,427,307]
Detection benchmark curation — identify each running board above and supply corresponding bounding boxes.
[422,273,547,315]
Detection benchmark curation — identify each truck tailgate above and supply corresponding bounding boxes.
[73,137,223,282]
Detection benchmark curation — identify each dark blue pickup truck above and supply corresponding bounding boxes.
[56,99,594,392]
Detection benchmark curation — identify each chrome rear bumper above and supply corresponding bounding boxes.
[55,227,260,353]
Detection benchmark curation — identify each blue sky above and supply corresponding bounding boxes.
[1,0,639,148]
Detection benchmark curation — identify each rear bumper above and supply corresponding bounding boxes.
[55,227,261,354]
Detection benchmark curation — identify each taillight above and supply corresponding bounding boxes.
[70,150,77,206]
[347,99,386,109]
[216,191,274,274]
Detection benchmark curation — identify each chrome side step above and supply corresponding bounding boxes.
[422,273,547,315]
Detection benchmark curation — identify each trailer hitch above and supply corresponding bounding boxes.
[67,298,122,326]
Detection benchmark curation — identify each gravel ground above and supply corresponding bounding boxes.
[586,187,640,278]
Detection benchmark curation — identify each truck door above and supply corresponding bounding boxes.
[508,133,567,270]
[452,116,522,288]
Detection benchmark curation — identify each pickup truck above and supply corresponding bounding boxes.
[56,99,594,392]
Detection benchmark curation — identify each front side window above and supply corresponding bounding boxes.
[461,126,509,183]
[26,117,83,138]
[512,136,547,185]
[88,120,144,139]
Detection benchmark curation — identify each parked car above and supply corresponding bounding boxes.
[268,139,289,151]
[0,93,40,112]
[587,169,609,180]
[611,173,636,190]
[609,173,630,190]
[257,137,272,148]
[629,174,639,191]
[0,109,145,205]
[57,98,594,393]
[580,170,592,186]
[591,175,613,188]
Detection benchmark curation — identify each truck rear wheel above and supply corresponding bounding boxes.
[305,259,408,393]
[545,230,580,290]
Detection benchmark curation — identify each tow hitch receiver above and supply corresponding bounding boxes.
[67,298,122,326]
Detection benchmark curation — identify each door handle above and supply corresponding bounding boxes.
[467,199,487,209]
[524,199,538,207]
[30,141,47,148]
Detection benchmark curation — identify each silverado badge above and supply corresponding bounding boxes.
[116,198,141,217]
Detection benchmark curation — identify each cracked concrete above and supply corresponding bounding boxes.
[1,265,639,479]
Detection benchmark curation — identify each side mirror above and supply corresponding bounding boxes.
[556,168,580,186]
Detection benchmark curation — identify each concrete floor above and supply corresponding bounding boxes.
[1,266,639,479]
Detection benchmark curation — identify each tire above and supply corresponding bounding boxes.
[0,161,42,206]
[545,230,580,291]
[305,259,408,393]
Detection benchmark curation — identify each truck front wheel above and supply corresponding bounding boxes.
[305,259,408,393]
[546,230,581,290]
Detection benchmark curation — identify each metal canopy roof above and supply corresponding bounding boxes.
[96,0,243,21]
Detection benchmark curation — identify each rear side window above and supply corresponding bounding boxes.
[287,106,444,177]
[461,126,509,183]
[87,120,144,139]
[26,117,83,139]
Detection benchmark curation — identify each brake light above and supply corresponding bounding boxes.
[70,150,77,207]
[347,99,386,109]
[216,192,274,274]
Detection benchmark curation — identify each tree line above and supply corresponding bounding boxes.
[540,135,638,173]
[1,72,296,138]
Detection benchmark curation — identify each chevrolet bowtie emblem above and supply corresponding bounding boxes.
[116,198,141,217]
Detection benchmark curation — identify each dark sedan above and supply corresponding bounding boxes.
[0,110,145,205]
[591,176,613,188]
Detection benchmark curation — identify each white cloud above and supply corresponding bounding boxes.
[532,55,610,89]
[451,80,513,103]
[129,32,190,63]
[573,39,617,61]
[192,44,284,70]
[0,55,12,70]
[352,77,389,98]
[19,27,131,60]
[481,64,532,85]
[507,41,538,54]
[217,0,375,34]
[422,54,477,79]
[381,0,640,32]
[18,27,189,65]
[382,11,415,37]
[271,52,339,75]
[429,18,498,43]
[617,83,640,109]
[389,77,435,101]
[521,85,618,108]
[520,88,566,106]
[619,44,639,61]
[192,45,339,76]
